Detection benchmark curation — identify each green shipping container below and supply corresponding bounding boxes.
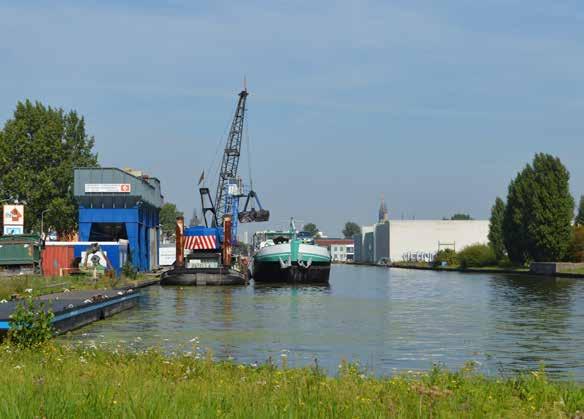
[0,234,41,274]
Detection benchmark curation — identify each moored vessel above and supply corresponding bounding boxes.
[251,219,331,284]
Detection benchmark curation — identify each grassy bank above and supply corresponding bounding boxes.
[0,275,155,300]
[1,344,583,418]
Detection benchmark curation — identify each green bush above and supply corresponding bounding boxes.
[566,226,584,262]
[434,249,458,266]
[8,297,54,348]
[458,243,497,269]
[122,261,137,279]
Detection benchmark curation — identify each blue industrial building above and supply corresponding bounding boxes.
[74,168,163,272]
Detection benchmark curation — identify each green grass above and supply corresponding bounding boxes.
[0,275,154,300]
[0,343,582,418]
[560,266,584,275]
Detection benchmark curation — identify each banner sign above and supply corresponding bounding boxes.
[85,184,131,193]
[3,225,24,235]
[3,204,24,226]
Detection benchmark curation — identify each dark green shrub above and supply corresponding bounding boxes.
[458,243,497,268]
[566,226,584,262]
[8,297,54,348]
[434,249,458,267]
[122,261,137,279]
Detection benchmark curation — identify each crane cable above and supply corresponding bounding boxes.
[245,120,254,192]
[205,98,235,190]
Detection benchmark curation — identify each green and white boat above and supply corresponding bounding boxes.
[251,219,331,284]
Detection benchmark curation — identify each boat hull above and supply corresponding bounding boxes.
[161,267,246,286]
[252,260,330,284]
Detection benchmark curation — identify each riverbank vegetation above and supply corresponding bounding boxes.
[487,153,582,267]
[0,343,582,418]
[0,274,153,301]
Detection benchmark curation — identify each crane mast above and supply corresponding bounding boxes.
[214,88,248,224]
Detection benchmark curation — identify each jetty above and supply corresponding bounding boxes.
[0,286,148,336]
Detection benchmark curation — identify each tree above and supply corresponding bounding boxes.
[576,196,584,226]
[567,226,584,262]
[503,169,531,264]
[488,197,506,260]
[303,223,319,236]
[525,153,574,261]
[0,100,98,235]
[503,154,574,264]
[450,213,472,220]
[160,203,183,240]
[342,221,361,239]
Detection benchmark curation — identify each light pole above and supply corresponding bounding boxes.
[40,209,50,240]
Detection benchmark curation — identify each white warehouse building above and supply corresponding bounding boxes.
[354,198,490,263]
[382,220,489,263]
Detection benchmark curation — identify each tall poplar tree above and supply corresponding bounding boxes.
[0,100,98,235]
[576,196,584,226]
[525,153,574,261]
[502,154,574,263]
[488,197,506,260]
[503,169,532,265]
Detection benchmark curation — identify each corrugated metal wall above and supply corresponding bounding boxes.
[353,234,363,262]
[363,232,375,263]
[42,245,75,277]
[375,222,390,262]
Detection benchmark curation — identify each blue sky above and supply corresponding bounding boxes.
[1,0,583,236]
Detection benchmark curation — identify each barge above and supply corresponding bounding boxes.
[160,216,247,286]
[251,219,331,284]
[0,288,139,336]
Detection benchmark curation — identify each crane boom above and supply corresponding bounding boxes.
[214,88,248,224]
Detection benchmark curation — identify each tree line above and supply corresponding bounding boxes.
[0,100,98,235]
[488,153,584,264]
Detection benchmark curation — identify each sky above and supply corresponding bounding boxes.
[1,0,583,237]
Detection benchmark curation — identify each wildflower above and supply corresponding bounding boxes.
[14,365,23,370]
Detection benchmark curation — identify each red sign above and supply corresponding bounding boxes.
[3,205,24,226]
[9,208,22,222]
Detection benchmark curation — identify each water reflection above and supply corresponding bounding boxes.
[487,275,579,377]
[61,266,584,380]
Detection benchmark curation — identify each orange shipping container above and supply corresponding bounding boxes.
[42,245,75,277]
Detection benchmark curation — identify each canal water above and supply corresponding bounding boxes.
[62,265,584,380]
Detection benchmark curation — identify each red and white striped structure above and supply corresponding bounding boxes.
[184,235,217,250]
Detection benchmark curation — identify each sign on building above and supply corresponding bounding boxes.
[3,204,24,226]
[3,205,24,235]
[3,225,24,235]
[84,184,132,193]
